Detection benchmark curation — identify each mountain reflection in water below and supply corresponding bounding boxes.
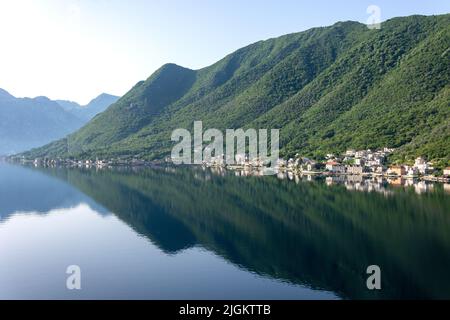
[1,163,449,299]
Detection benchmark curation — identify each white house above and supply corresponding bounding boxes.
[347,166,364,175]
[406,166,419,177]
[345,149,356,157]
[355,151,367,158]
[444,167,450,177]
[414,157,429,175]
[326,161,346,173]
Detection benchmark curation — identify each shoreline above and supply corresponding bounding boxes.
[6,158,450,184]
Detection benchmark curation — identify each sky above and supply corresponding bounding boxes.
[0,0,449,105]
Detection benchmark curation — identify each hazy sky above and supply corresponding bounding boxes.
[0,0,448,104]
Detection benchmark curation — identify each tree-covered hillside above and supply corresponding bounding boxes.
[23,14,450,166]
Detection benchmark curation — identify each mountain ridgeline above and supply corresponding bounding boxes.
[0,90,83,155]
[56,93,120,122]
[23,14,450,166]
[0,91,118,155]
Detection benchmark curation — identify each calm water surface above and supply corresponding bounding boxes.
[0,163,449,299]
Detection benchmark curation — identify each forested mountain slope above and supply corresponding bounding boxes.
[24,14,450,166]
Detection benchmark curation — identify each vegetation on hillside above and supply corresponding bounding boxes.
[22,14,450,167]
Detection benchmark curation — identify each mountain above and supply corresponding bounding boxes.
[0,90,84,155]
[55,99,81,112]
[0,91,118,155]
[0,88,14,99]
[56,93,119,122]
[23,14,450,167]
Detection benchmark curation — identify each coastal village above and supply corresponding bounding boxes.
[3,146,448,197]
[201,147,450,181]
[19,146,450,184]
[202,147,450,195]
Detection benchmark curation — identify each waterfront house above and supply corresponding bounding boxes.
[326,161,346,173]
[347,166,364,175]
[406,166,419,177]
[387,166,406,176]
[370,165,385,174]
[443,167,450,177]
[414,157,430,174]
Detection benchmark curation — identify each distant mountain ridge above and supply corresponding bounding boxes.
[56,93,119,121]
[0,88,14,99]
[0,90,118,155]
[21,14,450,167]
